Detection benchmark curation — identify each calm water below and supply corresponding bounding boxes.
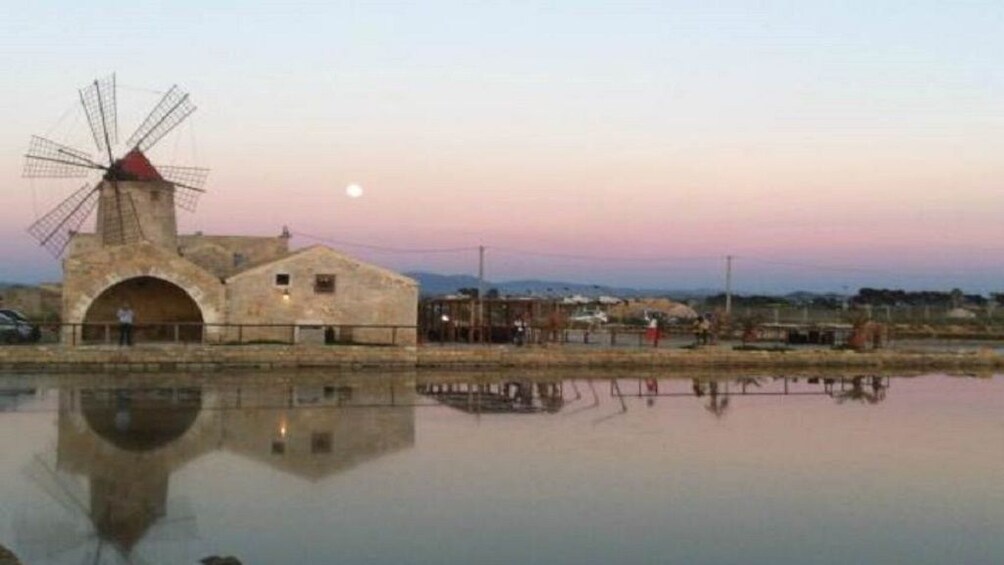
[1,372,1002,565]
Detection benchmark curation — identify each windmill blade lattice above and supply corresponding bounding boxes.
[126,85,196,152]
[27,183,98,257]
[79,74,118,159]
[101,189,144,246]
[23,136,99,178]
[157,165,209,211]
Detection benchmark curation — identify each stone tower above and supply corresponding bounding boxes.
[95,180,178,249]
[94,150,179,249]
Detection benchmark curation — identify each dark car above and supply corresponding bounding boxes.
[0,310,41,344]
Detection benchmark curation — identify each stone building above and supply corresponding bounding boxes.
[0,283,61,319]
[60,179,418,345]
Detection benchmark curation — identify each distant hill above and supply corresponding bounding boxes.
[404,271,717,299]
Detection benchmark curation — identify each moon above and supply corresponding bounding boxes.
[346,183,364,198]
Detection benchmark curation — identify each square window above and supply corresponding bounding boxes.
[314,274,336,294]
[271,440,286,455]
[275,273,290,286]
[311,432,332,454]
[233,253,247,268]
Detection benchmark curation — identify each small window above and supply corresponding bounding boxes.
[275,273,290,286]
[271,440,286,455]
[311,432,332,454]
[233,253,247,268]
[314,274,336,294]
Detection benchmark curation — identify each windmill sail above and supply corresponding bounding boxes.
[126,85,196,152]
[23,136,99,178]
[26,75,209,258]
[100,186,144,246]
[79,74,118,161]
[26,183,99,257]
[157,165,209,211]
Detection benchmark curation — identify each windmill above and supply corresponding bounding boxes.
[16,450,198,564]
[23,74,209,256]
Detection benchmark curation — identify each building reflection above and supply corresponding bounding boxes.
[622,375,890,418]
[832,376,888,404]
[415,375,891,421]
[417,380,565,414]
[51,377,415,561]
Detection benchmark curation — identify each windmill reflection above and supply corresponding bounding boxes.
[26,377,416,563]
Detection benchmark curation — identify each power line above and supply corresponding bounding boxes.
[490,246,720,263]
[739,256,898,275]
[293,231,479,254]
[291,230,935,277]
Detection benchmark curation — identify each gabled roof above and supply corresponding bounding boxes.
[225,244,417,286]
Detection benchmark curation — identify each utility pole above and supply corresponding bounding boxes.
[477,245,485,342]
[725,255,733,316]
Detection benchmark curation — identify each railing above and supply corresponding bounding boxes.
[24,322,418,347]
[12,319,1004,352]
[725,304,1002,325]
[425,323,714,348]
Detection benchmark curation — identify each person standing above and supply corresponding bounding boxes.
[117,304,135,346]
[646,316,662,348]
[692,315,704,346]
[513,315,526,347]
[699,315,712,345]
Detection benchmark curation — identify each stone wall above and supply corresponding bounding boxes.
[225,246,419,345]
[0,344,1001,373]
[178,234,290,279]
[62,242,225,343]
[0,284,61,319]
[95,180,178,249]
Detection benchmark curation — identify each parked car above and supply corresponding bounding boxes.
[569,309,609,325]
[0,310,41,344]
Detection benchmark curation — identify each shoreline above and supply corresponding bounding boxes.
[1,343,1002,374]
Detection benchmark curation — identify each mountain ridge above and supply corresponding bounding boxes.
[404,271,718,299]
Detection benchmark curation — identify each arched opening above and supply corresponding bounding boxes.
[80,387,202,551]
[83,276,204,343]
[81,388,203,452]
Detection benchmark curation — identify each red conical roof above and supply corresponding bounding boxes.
[117,149,162,181]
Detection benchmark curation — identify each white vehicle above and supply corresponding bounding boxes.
[569,309,608,325]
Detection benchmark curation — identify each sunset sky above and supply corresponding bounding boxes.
[2,2,1002,292]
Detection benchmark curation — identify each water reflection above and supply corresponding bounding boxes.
[0,387,37,412]
[416,375,891,421]
[4,372,997,565]
[636,375,890,418]
[18,378,415,563]
[416,380,565,413]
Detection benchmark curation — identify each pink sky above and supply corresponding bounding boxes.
[2,2,1003,292]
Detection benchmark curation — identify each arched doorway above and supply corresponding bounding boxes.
[83,276,204,343]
